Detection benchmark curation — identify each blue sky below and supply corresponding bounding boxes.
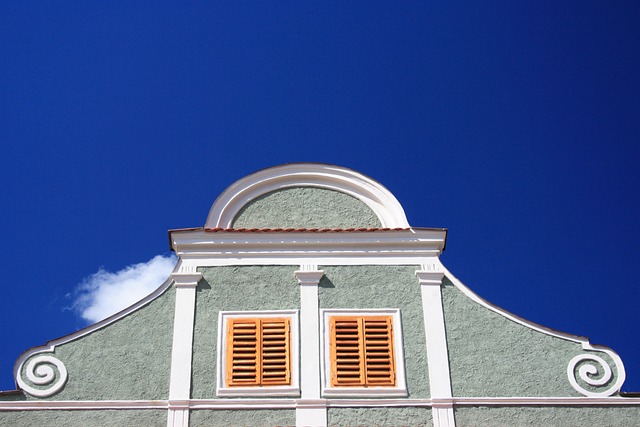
[1,2,639,392]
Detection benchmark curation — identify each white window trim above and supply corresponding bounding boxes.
[320,308,407,397]
[216,310,300,397]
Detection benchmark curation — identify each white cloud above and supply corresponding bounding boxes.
[71,254,177,324]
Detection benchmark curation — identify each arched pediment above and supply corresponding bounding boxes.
[205,164,410,229]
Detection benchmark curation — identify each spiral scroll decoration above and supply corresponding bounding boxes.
[567,353,621,397]
[17,354,68,397]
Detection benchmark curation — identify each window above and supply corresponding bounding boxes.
[321,309,407,397]
[226,317,291,386]
[217,310,299,396]
[330,315,395,387]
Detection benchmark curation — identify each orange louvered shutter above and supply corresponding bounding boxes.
[260,318,291,385]
[226,317,291,387]
[330,315,395,387]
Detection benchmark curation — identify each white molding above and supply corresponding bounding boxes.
[167,270,201,427]
[295,267,326,427]
[216,310,300,397]
[416,268,455,427]
[16,354,68,398]
[567,353,624,397]
[4,396,640,412]
[294,269,323,397]
[436,258,627,397]
[296,403,327,427]
[176,256,437,268]
[319,308,407,398]
[295,270,325,286]
[171,272,203,287]
[204,163,410,229]
[0,400,170,411]
[415,269,451,399]
[171,229,446,259]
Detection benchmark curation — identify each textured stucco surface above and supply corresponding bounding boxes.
[190,409,296,426]
[0,409,166,426]
[328,407,433,427]
[454,406,640,427]
[232,187,382,229]
[442,276,620,397]
[18,286,175,401]
[192,266,300,399]
[318,265,429,398]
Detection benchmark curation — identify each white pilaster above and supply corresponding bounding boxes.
[294,265,327,427]
[416,266,455,427]
[167,269,202,427]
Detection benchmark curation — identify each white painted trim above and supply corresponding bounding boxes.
[205,163,410,229]
[4,396,640,412]
[168,271,202,400]
[216,310,300,397]
[167,408,188,427]
[294,269,323,399]
[295,267,326,427]
[416,269,452,400]
[177,256,436,268]
[171,228,446,259]
[567,353,624,397]
[16,354,68,397]
[416,268,455,427]
[167,270,201,427]
[0,400,170,410]
[320,308,407,398]
[436,258,627,397]
[296,405,327,427]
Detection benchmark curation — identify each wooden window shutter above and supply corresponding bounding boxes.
[226,317,291,387]
[330,315,395,387]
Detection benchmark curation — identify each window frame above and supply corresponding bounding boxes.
[320,308,407,397]
[217,310,300,396]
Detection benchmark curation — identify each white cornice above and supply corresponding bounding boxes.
[171,229,446,259]
[204,164,411,229]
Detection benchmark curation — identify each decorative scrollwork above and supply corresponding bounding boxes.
[17,354,68,397]
[567,353,620,397]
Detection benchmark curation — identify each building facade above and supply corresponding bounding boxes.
[1,163,639,426]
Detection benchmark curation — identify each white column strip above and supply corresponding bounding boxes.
[417,266,455,427]
[167,270,202,427]
[295,266,327,427]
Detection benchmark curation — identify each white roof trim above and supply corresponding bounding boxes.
[205,164,410,229]
[171,229,446,259]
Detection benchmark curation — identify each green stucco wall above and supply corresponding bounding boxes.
[442,277,620,397]
[454,406,640,427]
[190,409,296,427]
[0,409,166,426]
[191,266,300,399]
[231,187,382,229]
[328,407,433,427]
[17,286,175,401]
[318,265,429,398]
